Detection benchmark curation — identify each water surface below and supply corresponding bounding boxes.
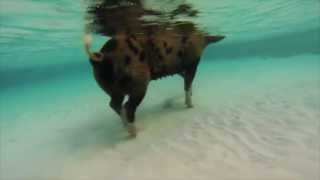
[0,0,319,179]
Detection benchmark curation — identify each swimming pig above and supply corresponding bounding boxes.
[84,31,225,137]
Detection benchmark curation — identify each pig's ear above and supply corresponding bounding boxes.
[90,52,104,62]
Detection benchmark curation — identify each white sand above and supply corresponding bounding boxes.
[1,55,319,180]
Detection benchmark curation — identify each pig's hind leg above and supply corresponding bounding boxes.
[183,60,199,108]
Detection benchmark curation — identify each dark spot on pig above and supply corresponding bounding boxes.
[140,51,146,62]
[163,41,167,48]
[166,47,173,54]
[125,55,131,65]
[181,36,188,44]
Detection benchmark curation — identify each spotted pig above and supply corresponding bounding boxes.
[84,31,225,137]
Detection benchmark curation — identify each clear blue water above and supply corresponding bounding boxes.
[0,0,319,179]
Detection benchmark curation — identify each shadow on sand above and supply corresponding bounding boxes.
[60,95,189,153]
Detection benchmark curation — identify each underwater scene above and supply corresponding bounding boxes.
[0,0,319,179]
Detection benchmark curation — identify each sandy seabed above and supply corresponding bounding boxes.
[1,54,319,180]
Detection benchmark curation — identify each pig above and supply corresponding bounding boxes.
[84,30,225,137]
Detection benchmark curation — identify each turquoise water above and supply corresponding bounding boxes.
[0,0,320,179]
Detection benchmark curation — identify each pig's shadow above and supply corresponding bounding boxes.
[62,95,187,152]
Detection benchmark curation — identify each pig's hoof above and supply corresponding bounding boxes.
[126,123,137,138]
[185,100,194,108]
[186,103,194,108]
